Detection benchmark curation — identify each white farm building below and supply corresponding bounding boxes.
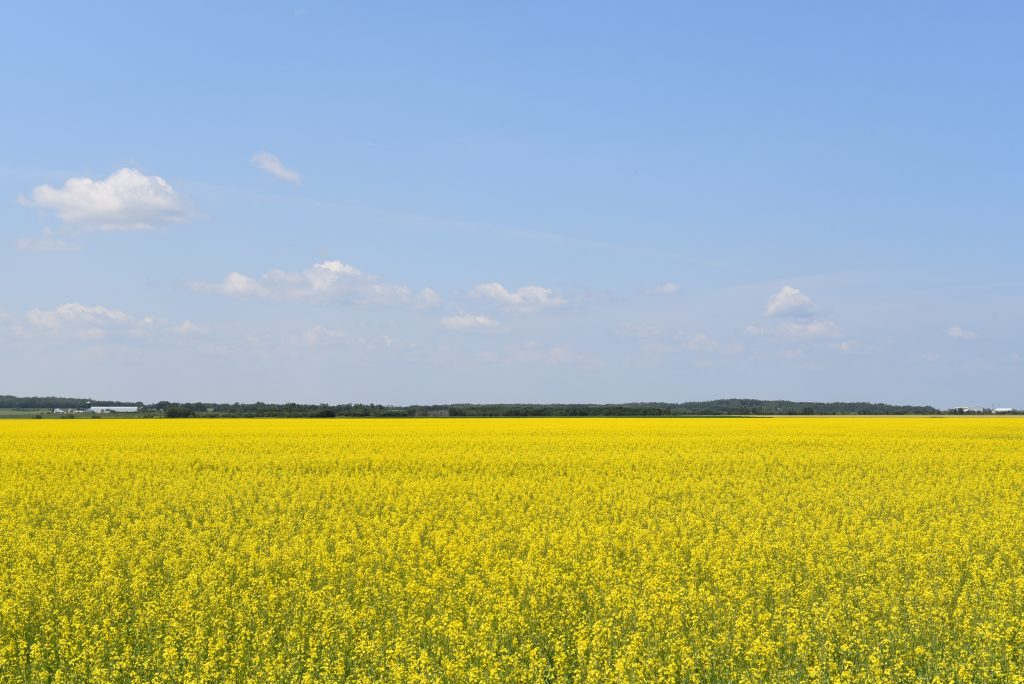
[89,406,138,414]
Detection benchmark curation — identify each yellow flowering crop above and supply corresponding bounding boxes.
[1,417,1023,682]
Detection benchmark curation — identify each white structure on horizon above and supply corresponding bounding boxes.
[89,406,138,414]
[993,407,1016,414]
[52,408,65,414]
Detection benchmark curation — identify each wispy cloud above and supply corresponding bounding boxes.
[947,325,977,340]
[194,260,437,306]
[440,313,498,330]
[251,151,301,184]
[203,272,269,297]
[22,302,193,341]
[618,322,662,339]
[27,303,133,336]
[21,168,188,230]
[417,287,441,308]
[780,320,841,339]
[674,332,720,352]
[167,320,205,336]
[295,325,347,346]
[640,331,742,356]
[653,282,680,295]
[16,228,81,252]
[478,342,579,365]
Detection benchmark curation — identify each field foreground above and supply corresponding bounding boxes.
[1,417,1023,682]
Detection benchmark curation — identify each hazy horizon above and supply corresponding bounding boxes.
[3,3,1021,408]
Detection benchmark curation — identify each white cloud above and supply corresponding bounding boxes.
[22,168,188,230]
[251,151,301,184]
[16,228,81,252]
[194,260,432,306]
[757,285,846,343]
[440,313,498,330]
[765,285,814,318]
[654,282,680,295]
[947,325,977,340]
[472,282,566,312]
[261,260,363,297]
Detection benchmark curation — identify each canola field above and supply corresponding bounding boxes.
[1,417,1023,683]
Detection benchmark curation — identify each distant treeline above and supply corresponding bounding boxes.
[2,395,940,417]
[448,400,941,416]
[153,399,939,417]
[0,395,141,410]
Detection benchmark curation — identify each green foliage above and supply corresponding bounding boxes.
[163,405,196,418]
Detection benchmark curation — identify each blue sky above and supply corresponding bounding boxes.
[2,1,1022,406]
